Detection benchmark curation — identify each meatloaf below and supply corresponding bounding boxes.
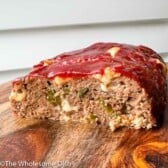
[9,43,167,131]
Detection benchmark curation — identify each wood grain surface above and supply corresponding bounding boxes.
[0,82,168,168]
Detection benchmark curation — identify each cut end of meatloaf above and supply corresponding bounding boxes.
[9,42,167,131]
[10,67,155,131]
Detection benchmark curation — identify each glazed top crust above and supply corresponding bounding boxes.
[14,43,167,116]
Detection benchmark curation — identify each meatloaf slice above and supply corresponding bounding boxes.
[9,43,167,131]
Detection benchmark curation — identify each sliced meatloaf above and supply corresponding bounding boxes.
[9,43,167,131]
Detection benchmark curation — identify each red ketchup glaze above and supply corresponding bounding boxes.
[29,42,165,88]
[13,43,167,117]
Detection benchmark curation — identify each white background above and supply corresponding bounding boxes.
[0,0,168,83]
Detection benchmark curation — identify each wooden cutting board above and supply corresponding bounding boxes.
[0,81,168,168]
